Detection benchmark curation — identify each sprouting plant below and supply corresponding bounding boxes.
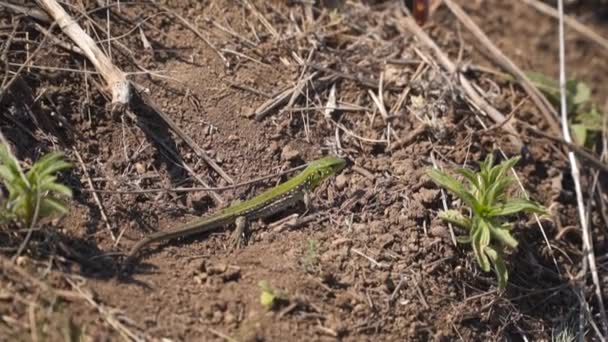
[526,72,606,147]
[258,280,288,310]
[0,142,72,227]
[427,155,547,290]
[303,239,319,273]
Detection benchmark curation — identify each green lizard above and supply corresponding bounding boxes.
[126,156,346,260]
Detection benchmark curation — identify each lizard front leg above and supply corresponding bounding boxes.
[230,216,248,249]
[302,191,311,215]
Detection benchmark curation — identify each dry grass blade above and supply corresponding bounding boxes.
[520,0,608,53]
[64,276,146,341]
[33,1,235,187]
[74,148,116,242]
[153,3,228,66]
[442,0,561,136]
[130,83,235,185]
[398,14,523,149]
[0,1,50,22]
[520,121,608,174]
[35,0,130,107]
[556,0,608,337]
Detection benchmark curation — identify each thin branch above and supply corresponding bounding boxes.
[82,162,307,194]
[442,0,561,136]
[557,0,608,337]
[35,0,130,107]
[520,0,608,53]
[74,148,116,242]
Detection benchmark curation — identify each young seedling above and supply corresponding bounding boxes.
[427,155,547,290]
[0,143,72,227]
[258,280,288,310]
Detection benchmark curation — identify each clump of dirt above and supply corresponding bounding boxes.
[1,0,607,340]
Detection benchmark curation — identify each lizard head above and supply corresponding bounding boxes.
[304,156,347,190]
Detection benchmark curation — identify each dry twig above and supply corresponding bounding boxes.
[556,0,608,337]
[36,0,130,108]
[520,0,608,53]
[442,0,561,136]
[74,148,116,242]
[398,14,523,149]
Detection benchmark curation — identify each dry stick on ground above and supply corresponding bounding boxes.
[307,63,403,92]
[74,148,116,242]
[442,0,562,137]
[35,1,234,186]
[130,83,234,185]
[520,121,608,174]
[0,1,50,22]
[152,3,228,66]
[1,258,84,302]
[120,107,225,205]
[82,162,308,195]
[206,17,256,48]
[556,0,608,337]
[83,74,225,207]
[63,276,145,342]
[0,19,55,104]
[35,0,129,108]
[520,0,608,53]
[250,72,322,121]
[398,15,523,149]
[240,0,279,38]
[33,22,84,55]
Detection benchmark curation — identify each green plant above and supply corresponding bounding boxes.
[258,280,287,310]
[526,72,605,147]
[0,142,72,227]
[427,155,547,290]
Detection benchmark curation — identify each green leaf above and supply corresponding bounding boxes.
[0,165,15,183]
[489,223,519,249]
[456,236,471,244]
[438,209,471,229]
[29,153,70,178]
[456,167,480,191]
[570,124,588,146]
[427,168,481,213]
[527,72,560,105]
[526,72,587,113]
[0,143,72,225]
[575,108,605,132]
[497,157,520,178]
[484,246,508,290]
[573,81,591,106]
[472,220,491,272]
[488,198,547,217]
[482,176,514,207]
[39,198,69,217]
[41,181,73,198]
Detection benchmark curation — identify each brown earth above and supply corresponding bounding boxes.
[1,0,607,341]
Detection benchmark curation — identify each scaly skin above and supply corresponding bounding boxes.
[126,156,346,259]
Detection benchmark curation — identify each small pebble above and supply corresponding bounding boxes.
[135,162,146,174]
[281,145,300,161]
[207,263,228,275]
[335,174,348,190]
